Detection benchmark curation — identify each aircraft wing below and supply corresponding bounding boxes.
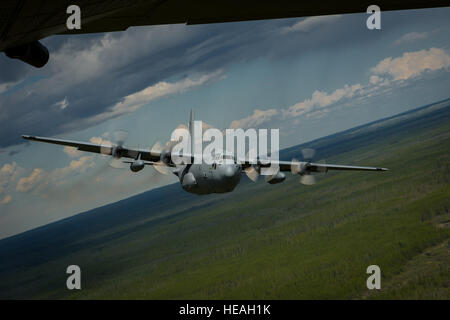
[1,0,449,51]
[23,134,388,173]
[242,159,388,172]
[21,134,161,162]
[303,163,387,172]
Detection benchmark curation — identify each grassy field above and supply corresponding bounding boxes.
[0,100,449,299]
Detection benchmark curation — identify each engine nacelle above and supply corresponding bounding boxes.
[266,171,286,184]
[112,145,125,158]
[160,149,171,165]
[181,172,197,190]
[4,41,49,68]
[130,160,144,172]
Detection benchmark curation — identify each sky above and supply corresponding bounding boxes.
[0,8,450,239]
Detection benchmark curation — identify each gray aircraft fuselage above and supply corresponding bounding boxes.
[174,161,242,195]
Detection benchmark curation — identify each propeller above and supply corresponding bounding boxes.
[290,148,325,185]
[100,130,129,169]
[301,148,316,162]
[113,130,128,147]
[300,174,316,185]
[151,140,178,175]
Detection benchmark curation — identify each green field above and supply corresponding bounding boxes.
[0,100,449,299]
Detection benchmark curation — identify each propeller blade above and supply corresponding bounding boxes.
[165,140,178,151]
[113,130,128,146]
[291,158,301,174]
[302,148,316,161]
[151,141,164,154]
[244,148,259,182]
[109,158,127,169]
[265,174,277,183]
[150,141,171,175]
[153,162,170,175]
[300,174,316,185]
[245,166,259,182]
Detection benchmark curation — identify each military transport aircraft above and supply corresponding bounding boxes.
[22,111,387,195]
[1,0,447,68]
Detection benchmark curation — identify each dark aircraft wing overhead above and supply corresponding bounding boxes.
[21,135,161,162]
[1,0,449,53]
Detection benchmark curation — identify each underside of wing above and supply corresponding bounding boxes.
[1,0,449,50]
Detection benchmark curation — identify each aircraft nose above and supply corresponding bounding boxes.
[223,165,237,178]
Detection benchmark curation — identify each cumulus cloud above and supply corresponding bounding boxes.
[51,156,95,181]
[15,155,96,194]
[284,84,362,118]
[229,109,279,129]
[68,156,95,172]
[394,32,428,46]
[369,75,382,85]
[0,195,12,205]
[0,162,24,195]
[73,69,225,127]
[229,84,368,129]
[63,146,82,158]
[281,15,342,34]
[231,48,450,128]
[371,48,450,80]
[229,82,368,128]
[89,136,113,146]
[16,168,46,193]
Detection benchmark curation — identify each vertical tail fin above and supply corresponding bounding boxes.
[188,109,194,154]
[188,109,194,136]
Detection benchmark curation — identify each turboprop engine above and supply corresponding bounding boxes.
[265,171,286,184]
[130,159,145,172]
[160,148,172,166]
[181,172,197,190]
[112,145,125,159]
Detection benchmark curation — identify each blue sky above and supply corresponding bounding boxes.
[1,8,450,239]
